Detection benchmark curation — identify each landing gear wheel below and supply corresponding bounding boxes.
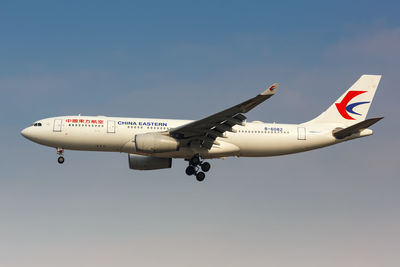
[189,156,200,166]
[200,162,211,172]
[196,172,205,182]
[57,156,65,164]
[185,165,196,176]
[56,148,64,164]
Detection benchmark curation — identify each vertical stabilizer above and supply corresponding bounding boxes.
[306,75,381,127]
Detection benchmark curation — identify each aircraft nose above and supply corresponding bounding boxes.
[21,127,32,139]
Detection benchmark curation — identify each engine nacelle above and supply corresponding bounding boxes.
[135,133,179,153]
[128,154,172,170]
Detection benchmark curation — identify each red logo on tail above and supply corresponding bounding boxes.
[335,91,368,120]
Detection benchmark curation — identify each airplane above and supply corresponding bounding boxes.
[21,75,383,182]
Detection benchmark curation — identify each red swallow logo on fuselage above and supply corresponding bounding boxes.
[335,90,369,120]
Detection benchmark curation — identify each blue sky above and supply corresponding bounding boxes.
[1,1,399,266]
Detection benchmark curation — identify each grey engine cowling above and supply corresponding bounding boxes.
[128,154,172,170]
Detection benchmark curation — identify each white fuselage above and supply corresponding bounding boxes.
[21,115,372,159]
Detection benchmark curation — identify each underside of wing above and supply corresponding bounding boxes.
[170,83,278,149]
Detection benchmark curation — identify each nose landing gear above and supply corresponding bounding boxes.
[57,148,65,164]
[185,155,211,182]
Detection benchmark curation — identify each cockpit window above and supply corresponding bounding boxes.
[33,122,42,127]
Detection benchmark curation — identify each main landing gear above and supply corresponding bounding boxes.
[57,148,65,164]
[185,155,211,182]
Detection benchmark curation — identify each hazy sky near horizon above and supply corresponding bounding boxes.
[1,1,399,266]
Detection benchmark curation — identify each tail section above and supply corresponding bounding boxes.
[306,75,381,127]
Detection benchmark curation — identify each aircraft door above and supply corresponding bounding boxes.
[53,119,62,132]
[297,127,306,140]
[107,120,116,133]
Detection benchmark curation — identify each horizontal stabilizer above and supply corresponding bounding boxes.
[333,117,383,139]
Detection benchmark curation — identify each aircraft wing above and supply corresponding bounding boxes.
[170,83,278,149]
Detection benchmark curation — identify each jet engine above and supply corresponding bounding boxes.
[135,133,179,153]
[128,154,172,170]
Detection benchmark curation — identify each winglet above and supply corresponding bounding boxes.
[261,83,279,96]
